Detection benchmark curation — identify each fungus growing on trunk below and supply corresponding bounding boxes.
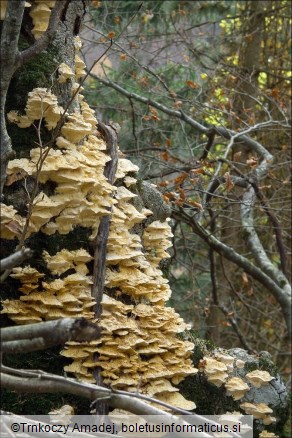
[2,50,197,410]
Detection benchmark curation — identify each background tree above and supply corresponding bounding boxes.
[83,0,291,369]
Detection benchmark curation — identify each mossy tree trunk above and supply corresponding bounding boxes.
[1,0,92,414]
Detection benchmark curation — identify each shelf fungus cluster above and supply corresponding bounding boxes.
[5,88,114,238]
[1,1,54,40]
[30,1,56,40]
[198,351,277,425]
[240,403,276,426]
[259,432,279,438]
[2,251,95,324]
[61,168,197,409]
[2,52,197,410]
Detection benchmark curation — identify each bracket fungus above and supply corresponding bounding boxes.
[245,370,274,388]
[29,1,55,39]
[240,402,274,421]
[7,88,63,130]
[199,357,229,387]
[214,352,235,371]
[225,377,250,400]
[2,259,95,325]
[259,432,279,438]
[3,45,197,411]
[58,63,75,84]
[235,359,245,369]
[115,158,139,179]
[0,204,24,239]
[43,249,93,276]
[75,55,87,79]
[61,112,94,143]
[60,173,197,407]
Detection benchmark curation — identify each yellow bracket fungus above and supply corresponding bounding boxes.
[3,56,198,410]
[225,377,250,400]
[245,370,274,388]
[58,63,75,84]
[29,1,56,40]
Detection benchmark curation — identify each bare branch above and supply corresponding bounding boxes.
[0,366,225,436]
[88,73,282,160]
[240,187,291,293]
[199,129,216,160]
[0,248,33,271]
[83,26,173,95]
[92,122,118,317]
[89,72,209,134]
[1,318,101,353]
[0,411,121,438]
[251,182,289,279]
[209,239,255,353]
[172,208,291,337]
[1,338,55,354]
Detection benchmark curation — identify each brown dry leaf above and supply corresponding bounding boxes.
[246,156,258,167]
[187,200,203,210]
[185,80,199,89]
[174,172,188,185]
[233,151,242,162]
[224,172,234,192]
[242,272,249,287]
[161,151,169,161]
[4,220,23,236]
[191,167,205,175]
[6,169,28,186]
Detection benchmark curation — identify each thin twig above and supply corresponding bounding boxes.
[128,96,139,152]
[0,366,234,437]
[1,317,101,343]
[0,248,32,271]
[172,207,291,337]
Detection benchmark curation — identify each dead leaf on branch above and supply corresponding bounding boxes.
[224,172,234,192]
[174,173,188,186]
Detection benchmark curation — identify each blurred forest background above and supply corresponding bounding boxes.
[81,0,291,378]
